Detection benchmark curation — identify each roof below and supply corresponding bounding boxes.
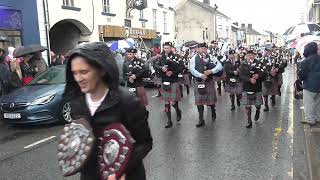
[176,0,231,19]
[247,28,262,36]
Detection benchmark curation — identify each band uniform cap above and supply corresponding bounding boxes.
[163,42,173,47]
[126,48,137,53]
[198,43,208,48]
[211,40,217,44]
[246,49,255,54]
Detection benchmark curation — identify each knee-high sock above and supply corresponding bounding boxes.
[197,105,204,119]
[263,95,269,106]
[172,102,181,113]
[245,106,252,121]
[165,104,171,119]
[230,94,235,106]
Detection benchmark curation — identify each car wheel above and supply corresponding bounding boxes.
[61,102,72,123]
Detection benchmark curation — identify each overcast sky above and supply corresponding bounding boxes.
[174,0,306,34]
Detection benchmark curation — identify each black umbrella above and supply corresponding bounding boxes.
[14,45,48,57]
[0,31,10,42]
[184,40,198,47]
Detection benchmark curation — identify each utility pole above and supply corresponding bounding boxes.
[214,4,218,40]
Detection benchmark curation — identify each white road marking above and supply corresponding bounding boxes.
[24,136,56,149]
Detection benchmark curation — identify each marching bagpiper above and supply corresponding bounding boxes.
[224,50,242,110]
[190,43,223,127]
[239,50,266,128]
[154,42,184,128]
[261,50,286,111]
[151,53,162,97]
[123,48,149,106]
[178,51,191,97]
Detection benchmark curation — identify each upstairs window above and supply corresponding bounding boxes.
[102,0,110,13]
[63,0,74,7]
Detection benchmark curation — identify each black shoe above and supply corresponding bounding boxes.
[165,120,173,128]
[263,105,269,112]
[254,110,260,121]
[187,89,190,95]
[155,94,161,97]
[196,119,205,127]
[246,121,253,128]
[176,110,182,122]
[231,105,235,111]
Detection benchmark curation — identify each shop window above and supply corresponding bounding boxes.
[153,9,157,30]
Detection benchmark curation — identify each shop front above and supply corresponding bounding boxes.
[99,25,156,49]
[0,7,22,49]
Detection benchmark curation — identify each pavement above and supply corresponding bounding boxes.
[0,65,309,180]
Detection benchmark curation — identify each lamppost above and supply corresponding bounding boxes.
[214,4,218,40]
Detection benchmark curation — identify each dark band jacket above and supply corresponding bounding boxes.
[226,59,241,83]
[163,54,181,73]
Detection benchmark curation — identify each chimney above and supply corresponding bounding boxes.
[241,23,246,28]
[203,0,210,5]
[248,24,253,29]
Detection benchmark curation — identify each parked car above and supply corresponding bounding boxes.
[0,65,71,125]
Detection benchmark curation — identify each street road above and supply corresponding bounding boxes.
[0,65,309,180]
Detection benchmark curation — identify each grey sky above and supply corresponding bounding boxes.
[174,0,306,34]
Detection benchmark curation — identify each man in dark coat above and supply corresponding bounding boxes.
[63,42,153,180]
[123,48,149,106]
[154,42,183,128]
[298,42,320,125]
[240,50,266,128]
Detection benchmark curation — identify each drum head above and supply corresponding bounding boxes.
[97,123,135,180]
[57,118,95,176]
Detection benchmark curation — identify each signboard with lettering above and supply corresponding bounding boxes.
[100,25,156,39]
[0,8,22,30]
[314,0,320,4]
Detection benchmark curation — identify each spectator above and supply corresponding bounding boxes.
[298,42,320,125]
[115,49,125,85]
[29,52,48,76]
[20,54,36,85]
[0,48,14,95]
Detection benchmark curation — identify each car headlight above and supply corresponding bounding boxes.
[30,94,55,106]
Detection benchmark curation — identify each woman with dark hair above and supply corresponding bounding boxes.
[63,42,153,180]
[0,48,13,95]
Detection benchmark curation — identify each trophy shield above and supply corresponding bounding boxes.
[97,123,135,179]
[57,118,95,176]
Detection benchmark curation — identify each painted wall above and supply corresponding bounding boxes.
[0,0,41,45]
[175,1,215,45]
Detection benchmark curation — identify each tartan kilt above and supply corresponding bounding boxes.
[160,82,182,102]
[225,82,243,95]
[241,92,263,107]
[262,79,279,95]
[153,76,162,86]
[213,71,227,81]
[136,86,148,106]
[179,74,191,85]
[194,79,217,105]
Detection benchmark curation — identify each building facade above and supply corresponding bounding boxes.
[45,0,175,55]
[0,0,41,49]
[175,0,231,45]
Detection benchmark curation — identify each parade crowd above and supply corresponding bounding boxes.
[124,40,291,129]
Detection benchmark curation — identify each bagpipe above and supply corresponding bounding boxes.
[58,119,135,179]
[199,54,224,81]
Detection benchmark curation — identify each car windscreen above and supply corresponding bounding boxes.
[29,66,66,85]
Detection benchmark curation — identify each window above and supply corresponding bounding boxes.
[102,0,110,13]
[140,10,144,19]
[63,0,74,6]
[163,11,167,33]
[142,21,146,28]
[153,9,157,30]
